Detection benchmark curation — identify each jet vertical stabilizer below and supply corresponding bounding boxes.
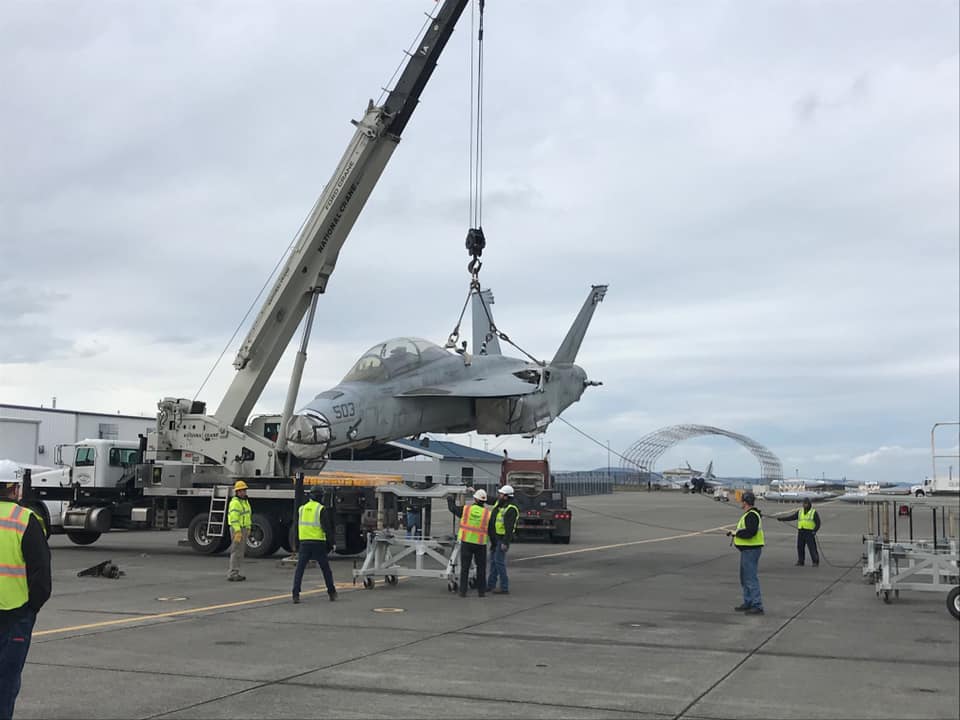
[472,289,502,356]
[552,285,608,365]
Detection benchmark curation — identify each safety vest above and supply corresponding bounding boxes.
[298,500,327,542]
[493,503,519,536]
[733,508,764,547]
[797,507,817,530]
[228,496,251,531]
[458,503,491,545]
[0,501,32,611]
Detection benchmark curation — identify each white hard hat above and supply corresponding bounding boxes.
[499,484,514,496]
[473,489,487,502]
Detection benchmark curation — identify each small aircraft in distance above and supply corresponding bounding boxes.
[687,460,722,493]
[285,285,608,460]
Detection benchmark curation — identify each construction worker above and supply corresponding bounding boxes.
[292,487,338,603]
[777,498,821,566]
[447,488,491,598]
[487,484,519,594]
[726,491,765,615]
[227,480,251,582]
[1,480,51,719]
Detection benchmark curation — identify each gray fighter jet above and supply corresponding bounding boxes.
[285,285,607,459]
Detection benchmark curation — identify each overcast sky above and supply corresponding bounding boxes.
[1,0,957,483]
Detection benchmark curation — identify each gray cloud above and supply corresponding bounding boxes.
[1,0,957,481]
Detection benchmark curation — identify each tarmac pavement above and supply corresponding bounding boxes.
[15,492,960,719]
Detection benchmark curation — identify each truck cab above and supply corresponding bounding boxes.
[27,439,142,540]
[500,457,571,544]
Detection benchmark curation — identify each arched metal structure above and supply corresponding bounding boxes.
[620,424,783,484]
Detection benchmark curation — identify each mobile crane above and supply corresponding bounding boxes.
[23,0,472,557]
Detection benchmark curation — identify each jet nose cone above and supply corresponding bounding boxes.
[285,411,331,460]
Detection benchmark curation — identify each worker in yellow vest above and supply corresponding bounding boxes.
[1,480,51,719]
[726,491,765,615]
[487,484,519,594]
[447,488,492,598]
[777,498,821,566]
[227,480,252,582]
[292,487,338,604]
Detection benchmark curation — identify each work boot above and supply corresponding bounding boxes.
[292,594,300,604]
[329,591,338,602]
[734,604,750,611]
[478,593,486,598]
[795,562,804,566]
[812,562,819,567]
[459,592,467,598]
[492,588,509,595]
[744,607,765,615]
[228,575,240,582]
[236,575,246,581]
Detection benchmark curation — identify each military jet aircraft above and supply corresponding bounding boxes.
[686,460,722,493]
[285,285,607,459]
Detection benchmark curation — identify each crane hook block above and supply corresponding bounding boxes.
[465,227,486,258]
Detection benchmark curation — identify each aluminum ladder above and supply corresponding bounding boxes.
[205,486,230,541]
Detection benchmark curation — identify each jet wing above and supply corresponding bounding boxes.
[396,375,540,399]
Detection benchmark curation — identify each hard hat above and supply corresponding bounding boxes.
[308,486,324,501]
[473,489,487,502]
[499,484,514,496]
[234,480,249,492]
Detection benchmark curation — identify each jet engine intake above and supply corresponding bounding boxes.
[285,412,332,460]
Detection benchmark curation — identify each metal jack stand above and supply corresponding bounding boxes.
[861,495,960,617]
[352,484,467,590]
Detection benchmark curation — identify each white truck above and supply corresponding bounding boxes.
[912,422,959,496]
[26,439,141,542]
[22,0,472,557]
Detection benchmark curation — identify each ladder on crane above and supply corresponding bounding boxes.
[205,486,230,541]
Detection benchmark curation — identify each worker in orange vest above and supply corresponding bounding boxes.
[447,488,492,598]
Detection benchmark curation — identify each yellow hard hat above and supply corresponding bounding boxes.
[234,480,249,491]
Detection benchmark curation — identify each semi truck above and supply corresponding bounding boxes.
[21,0,472,557]
[498,456,572,544]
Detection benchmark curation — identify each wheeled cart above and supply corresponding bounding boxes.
[352,483,473,590]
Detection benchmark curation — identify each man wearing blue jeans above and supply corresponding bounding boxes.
[1,480,52,719]
[487,485,519,594]
[727,491,764,615]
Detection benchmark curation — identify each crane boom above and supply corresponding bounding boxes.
[216,0,469,429]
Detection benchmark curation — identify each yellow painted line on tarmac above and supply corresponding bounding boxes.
[514,523,735,563]
[34,580,359,638]
[37,525,735,636]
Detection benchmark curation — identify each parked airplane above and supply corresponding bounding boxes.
[764,478,839,501]
[285,285,608,459]
[687,460,723,491]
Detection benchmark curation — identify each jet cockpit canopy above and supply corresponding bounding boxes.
[342,337,449,383]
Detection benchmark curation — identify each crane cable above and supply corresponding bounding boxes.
[465,0,486,279]
[445,1,543,367]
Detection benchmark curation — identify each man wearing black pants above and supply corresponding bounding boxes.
[777,499,821,566]
[292,487,338,603]
[448,489,491,598]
